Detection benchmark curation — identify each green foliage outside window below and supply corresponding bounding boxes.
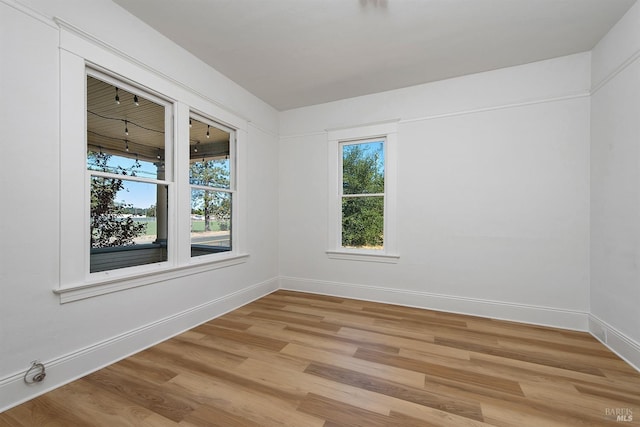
[341,142,384,248]
[190,160,231,232]
[89,152,147,248]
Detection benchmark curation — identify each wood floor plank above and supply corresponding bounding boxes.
[132,339,247,380]
[180,403,264,427]
[357,347,523,396]
[307,310,449,345]
[494,337,628,368]
[386,407,494,427]
[435,336,607,376]
[0,395,88,427]
[236,354,396,416]
[192,323,289,351]
[139,413,178,427]
[338,325,435,352]
[469,350,639,392]
[47,376,168,426]
[361,305,469,328]
[178,328,312,371]
[469,324,618,356]
[108,355,179,386]
[207,317,252,331]
[420,371,607,426]
[237,353,494,426]
[281,301,394,324]
[518,381,635,422]
[82,367,195,422]
[399,344,472,366]
[2,290,640,426]
[297,393,393,427]
[168,372,325,427]
[246,323,361,355]
[574,383,640,407]
[481,401,589,427]
[304,362,485,422]
[286,325,402,354]
[280,342,426,388]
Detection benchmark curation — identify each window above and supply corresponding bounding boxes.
[86,73,172,273]
[327,121,399,263]
[57,34,249,302]
[340,139,385,249]
[189,115,235,257]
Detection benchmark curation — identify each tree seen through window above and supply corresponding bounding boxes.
[341,141,384,249]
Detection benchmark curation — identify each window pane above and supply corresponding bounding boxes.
[342,196,384,249]
[342,141,384,195]
[189,118,230,188]
[90,177,168,272]
[191,189,231,256]
[87,75,167,180]
[87,151,165,180]
[189,158,230,189]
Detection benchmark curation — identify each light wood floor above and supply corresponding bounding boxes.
[2,290,639,426]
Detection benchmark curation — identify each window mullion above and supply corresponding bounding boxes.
[341,193,384,198]
[189,184,234,193]
[89,170,170,186]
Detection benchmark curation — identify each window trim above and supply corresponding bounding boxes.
[53,254,249,303]
[326,120,399,263]
[57,26,249,303]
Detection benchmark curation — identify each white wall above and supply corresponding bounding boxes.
[590,0,640,368]
[0,0,279,410]
[279,53,591,330]
[2,0,639,413]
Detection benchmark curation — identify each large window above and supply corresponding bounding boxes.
[189,115,234,257]
[57,36,248,302]
[86,73,172,273]
[327,121,398,263]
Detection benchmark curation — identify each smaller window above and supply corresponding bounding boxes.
[327,121,399,263]
[340,139,385,250]
[189,115,234,258]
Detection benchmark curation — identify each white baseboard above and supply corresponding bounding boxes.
[588,315,640,373]
[279,276,589,331]
[0,277,279,413]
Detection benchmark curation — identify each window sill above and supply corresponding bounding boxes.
[54,253,249,303]
[326,250,399,264]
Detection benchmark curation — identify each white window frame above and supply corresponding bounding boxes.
[56,24,248,303]
[85,68,175,275]
[188,111,237,261]
[327,121,399,263]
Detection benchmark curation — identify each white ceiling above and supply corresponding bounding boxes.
[113,0,636,111]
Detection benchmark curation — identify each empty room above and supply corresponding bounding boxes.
[1,0,640,425]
